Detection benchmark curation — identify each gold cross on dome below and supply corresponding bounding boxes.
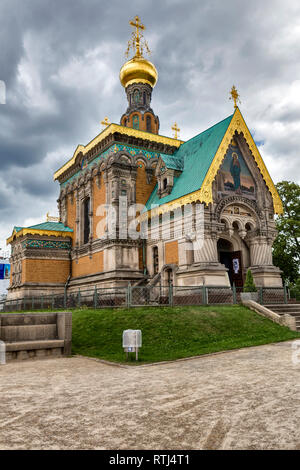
[126,16,150,58]
[230,85,241,108]
[101,117,111,128]
[172,122,180,139]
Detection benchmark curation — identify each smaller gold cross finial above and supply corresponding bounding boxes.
[46,212,59,222]
[230,85,241,109]
[101,117,111,128]
[172,122,180,139]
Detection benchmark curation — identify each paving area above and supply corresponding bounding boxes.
[1,341,300,450]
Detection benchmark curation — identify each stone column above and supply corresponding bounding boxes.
[178,238,194,268]
[249,237,273,266]
[193,236,218,264]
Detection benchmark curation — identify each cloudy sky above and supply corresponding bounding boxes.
[0,0,300,252]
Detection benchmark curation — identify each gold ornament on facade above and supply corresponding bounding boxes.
[172,122,180,139]
[230,85,241,109]
[120,16,158,89]
[46,213,59,222]
[101,117,111,128]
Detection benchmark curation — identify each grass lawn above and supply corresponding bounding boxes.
[71,305,300,364]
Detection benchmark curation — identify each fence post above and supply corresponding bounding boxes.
[64,287,67,309]
[94,286,98,309]
[232,282,237,304]
[284,283,288,304]
[259,287,263,305]
[32,297,34,310]
[41,296,44,310]
[52,295,54,310]
[127,282,131,308]
[169,282,173,307]
[202,285,207,305]
[77,288,81,308]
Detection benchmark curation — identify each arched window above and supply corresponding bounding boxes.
[83,198,90,244]
[153,246,159,274]
[124,118,127,127]
[163,178,168,190]
[134,90,140,104]
[146,115,152,132]
[132,115,139,129]
[143,92,146,105]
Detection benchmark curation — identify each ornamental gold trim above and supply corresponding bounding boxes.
[7,228,73,245]
[142,108,283,218]
[54,124,183,181]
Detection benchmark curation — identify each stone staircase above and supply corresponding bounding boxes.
[264,304,300,331]
[0,312,72,361]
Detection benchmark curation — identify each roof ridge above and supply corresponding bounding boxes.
[179,113,234,148]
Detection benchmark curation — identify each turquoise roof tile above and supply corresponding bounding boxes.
[145,114,233,210]
[27,222,73,232]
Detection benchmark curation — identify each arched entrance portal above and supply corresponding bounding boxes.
[217,238,244,287]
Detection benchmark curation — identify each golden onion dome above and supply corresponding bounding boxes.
[120,56,158,89]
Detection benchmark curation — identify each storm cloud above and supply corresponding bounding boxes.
[0,0,300,251]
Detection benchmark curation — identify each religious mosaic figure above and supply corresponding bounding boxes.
[230,152,241,192]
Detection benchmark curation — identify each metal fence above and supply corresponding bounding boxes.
[2,283,289,312]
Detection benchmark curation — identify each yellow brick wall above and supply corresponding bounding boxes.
[165,240,179,265]
[72,251,104,278]
[136,162,156,206]
[93,175,106,239]
[67,194,76,246]
[22,259,70,284]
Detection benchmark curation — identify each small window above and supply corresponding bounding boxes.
[83,198,90,244]
[146,115,152,132]
[132,115,139,130]
[163,178,168,190]
[121,190,127,196]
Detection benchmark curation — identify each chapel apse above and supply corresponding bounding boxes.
[217,140,255,197]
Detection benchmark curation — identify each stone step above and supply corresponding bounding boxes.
[1,324,57,342]
[5,339,65,351]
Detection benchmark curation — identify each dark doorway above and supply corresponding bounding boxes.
[218,238,243,286]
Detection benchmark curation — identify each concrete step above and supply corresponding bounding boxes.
[5,339,65,351]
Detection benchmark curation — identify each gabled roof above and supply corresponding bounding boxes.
[146,114,233,210]
[7,222,73,244]
[144,108,283,215]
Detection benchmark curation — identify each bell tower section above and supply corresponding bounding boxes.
[119,16,160,134]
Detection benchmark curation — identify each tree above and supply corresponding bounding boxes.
[272,181,300,283]
[243,269,257,292]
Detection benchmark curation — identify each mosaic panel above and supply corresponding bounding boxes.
[22,239,71,250]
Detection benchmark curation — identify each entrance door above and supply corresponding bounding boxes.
[219,250,243,286]
[231,251,243,287]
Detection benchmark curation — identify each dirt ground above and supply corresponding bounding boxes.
[1,341,300,450]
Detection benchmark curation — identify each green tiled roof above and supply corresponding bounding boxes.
[161,154,184,171]
[145,114,233,210]
[27,222,73,232]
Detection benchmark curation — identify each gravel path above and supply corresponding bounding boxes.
[1,341,300,450]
